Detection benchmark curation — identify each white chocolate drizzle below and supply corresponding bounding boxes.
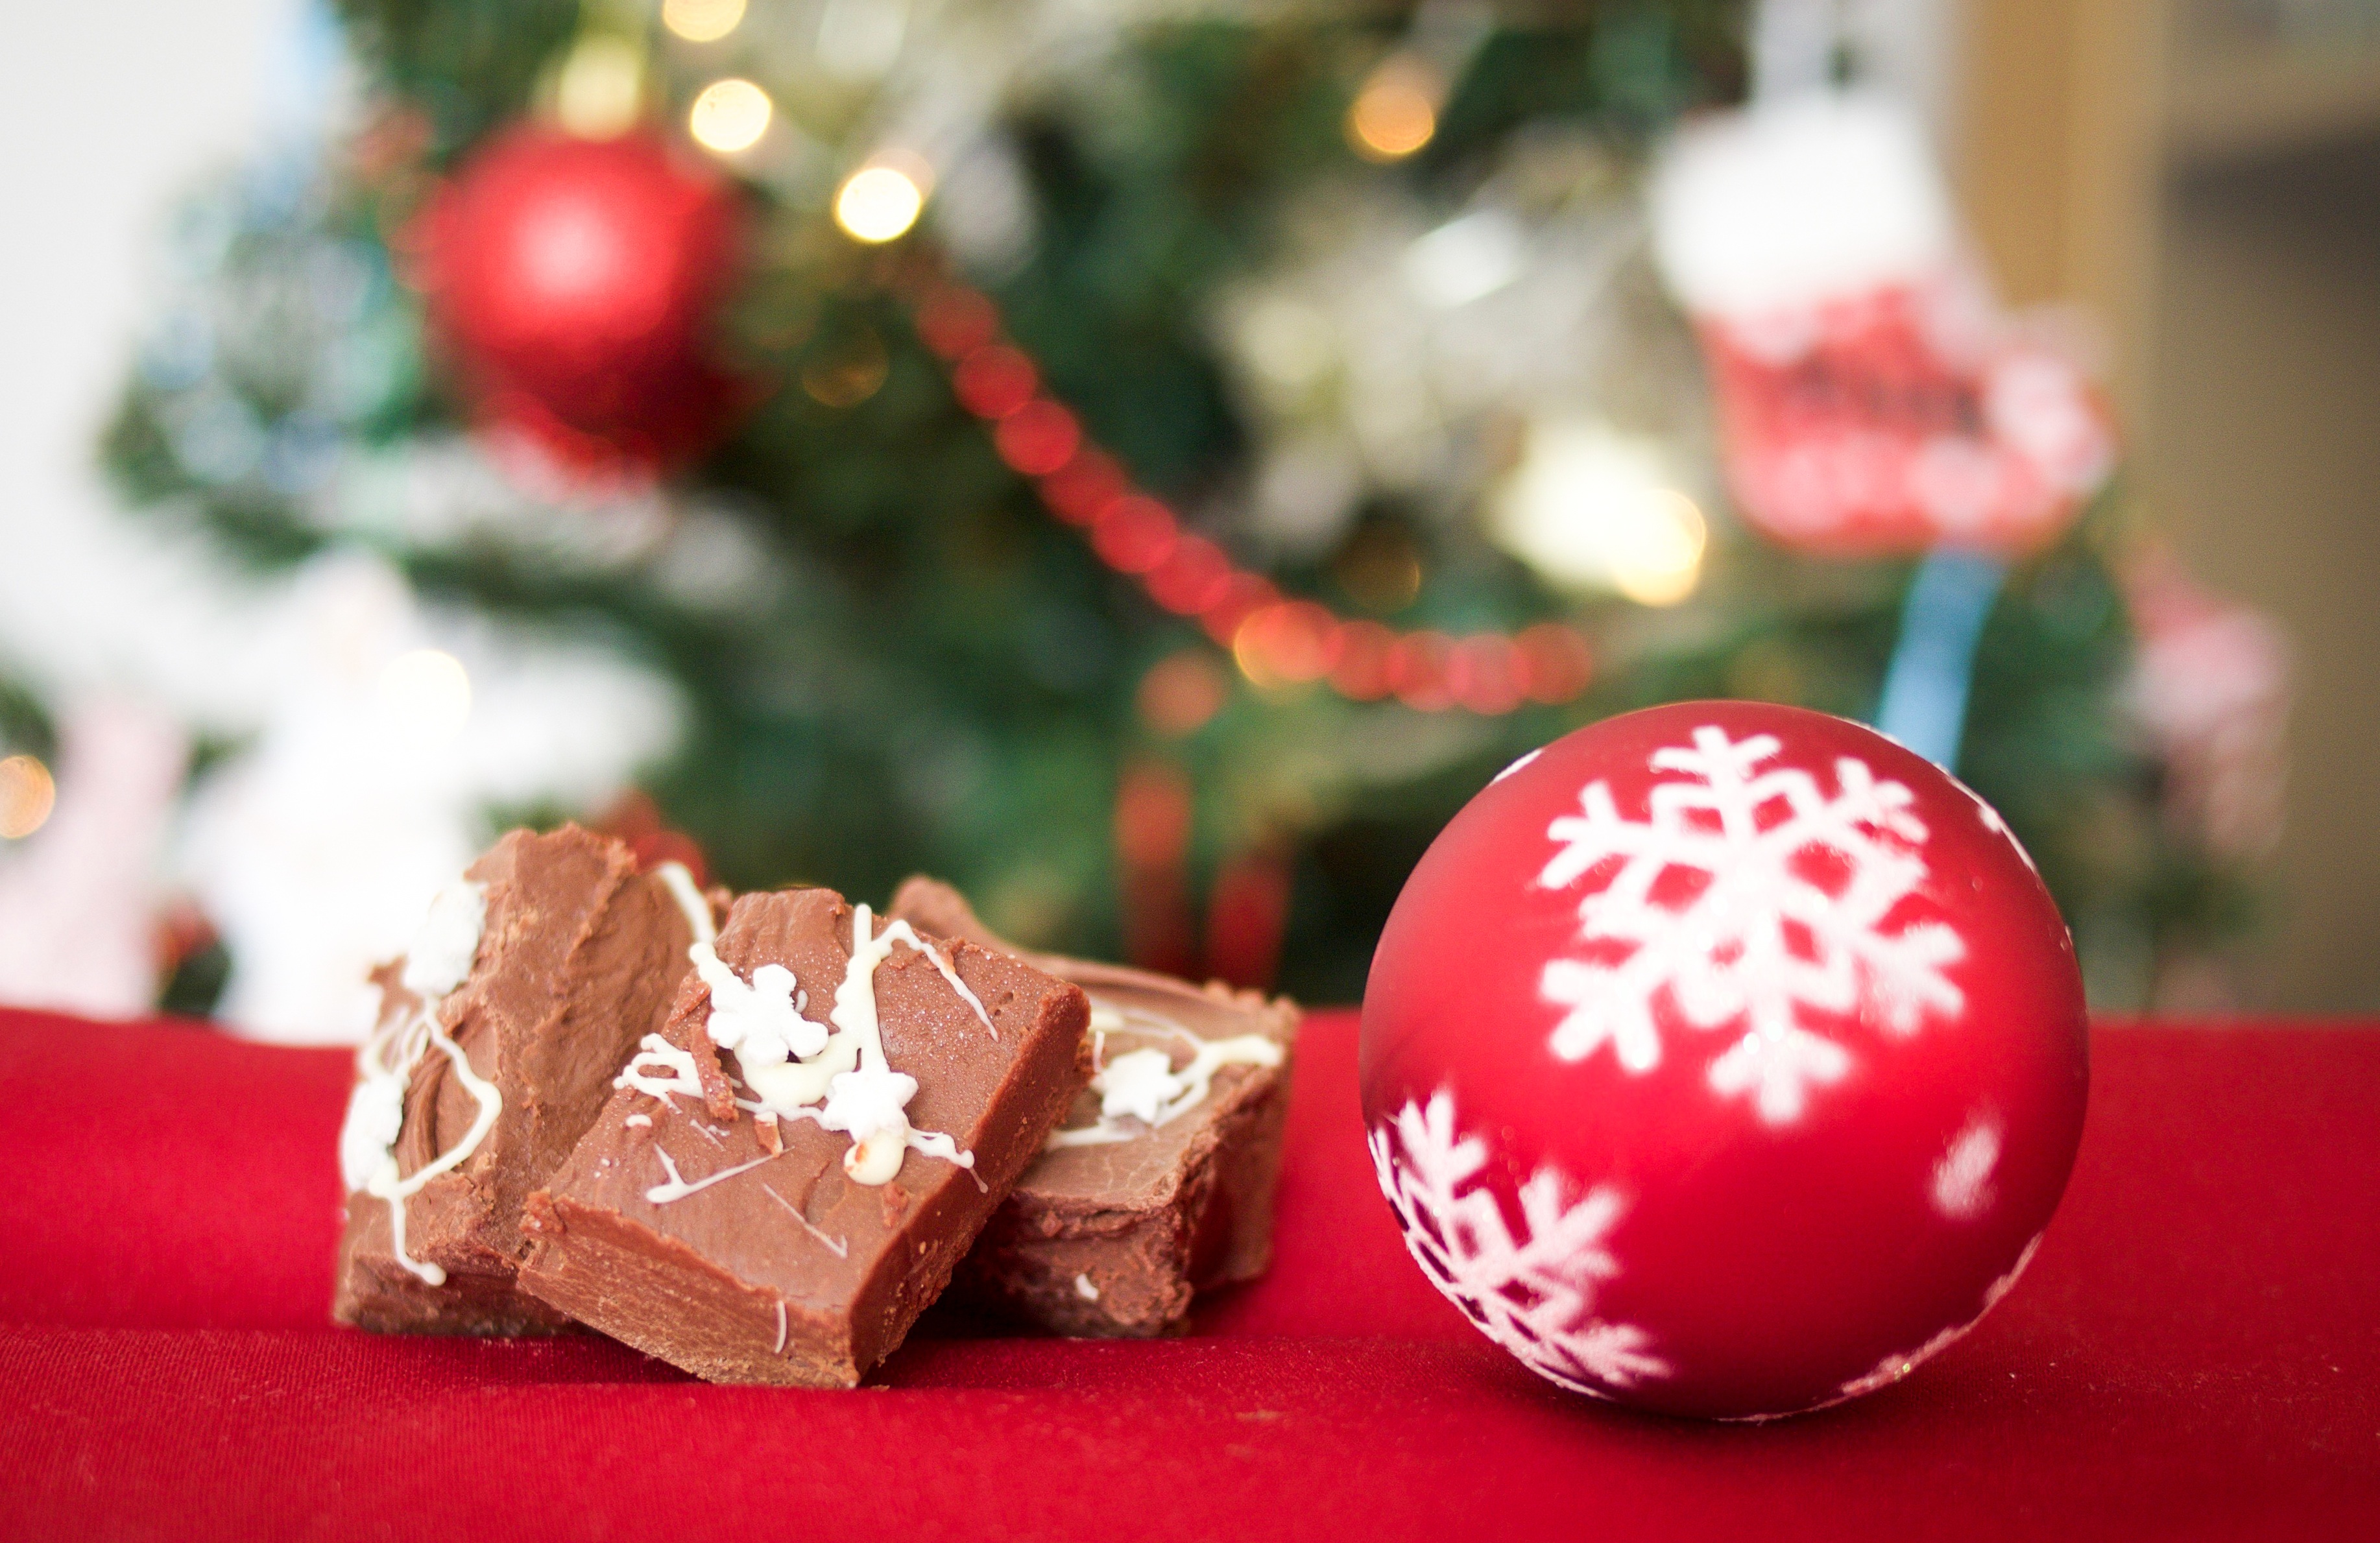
[1046,998,1284,1149]
[645,1145,782,1204]
[647,867,977,1189]
[760,1182,852,1258]
[337,880,501,1287]
[614,1033,705,1100]
[623,1113,651,1129]
[810,903,976,1184]
[653,863,719,949]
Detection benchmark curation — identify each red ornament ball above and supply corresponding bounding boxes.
[1361,701,2088,1419]
[415,126,747,472]
[1698,286,2113,558]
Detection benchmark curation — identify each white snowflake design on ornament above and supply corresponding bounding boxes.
[1368,1090,1668,1396]
[1535,726,1965,1125]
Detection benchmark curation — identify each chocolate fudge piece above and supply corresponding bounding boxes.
[889,878,1299,1338]
[333,826,706,1335]
[515,886,1090,1387]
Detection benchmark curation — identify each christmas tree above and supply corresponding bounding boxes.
[60,0,2255,1030]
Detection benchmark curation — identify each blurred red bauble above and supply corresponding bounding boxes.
[1699,284,2114,558]
[1360,701,2088,1419]
[1650,95,2115,558]
[414,126,747,473]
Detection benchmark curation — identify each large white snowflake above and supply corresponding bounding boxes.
[1536,725,1964,1125]
[1368,1090,1668,1396]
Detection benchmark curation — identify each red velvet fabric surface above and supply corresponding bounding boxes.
[2,1007,2374,1540]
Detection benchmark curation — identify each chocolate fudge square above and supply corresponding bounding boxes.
[516,886,1090,1387]
[890,878,1299,1338]
[333,826,706,1335]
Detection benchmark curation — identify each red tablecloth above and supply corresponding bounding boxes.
[2,1007,2374,1540]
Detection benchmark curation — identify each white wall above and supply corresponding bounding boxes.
[0,0,294,678]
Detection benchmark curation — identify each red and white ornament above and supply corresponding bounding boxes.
[1650,93,2112,556]
[413,126,748,476]
[1360,701,2088,1418]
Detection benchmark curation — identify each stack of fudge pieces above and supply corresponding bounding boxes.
[332,826,1300,1385]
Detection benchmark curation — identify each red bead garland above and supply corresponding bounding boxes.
[908,280,1595,715]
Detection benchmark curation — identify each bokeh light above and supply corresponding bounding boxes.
[1492,421,1709,606]
[1233,601,1341,691]
[993,400,1081,475]
[1347,56,1439,161]
[1090,495,1179,575]
[378,649,473,743]
[689,78,773,154]
[1611,491,1709,606]
[662,0,747,44]
[800,324,891,407]
[1113,761,1193,870]
[915,287,1001,359]
[1142,535,1233,616]
[1386,630,1455,711]
[1328,621,1397,700]
[555,36,643,139]
[834,163,927,243]
[1136,651,1229,736]
[0,755,56,839]
[950,344,1037,417]
[1445,635,1524,715]
[1514,623,1595,703]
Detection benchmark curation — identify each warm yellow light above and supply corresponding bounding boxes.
[555,35,644,140]
[834,163,926,243]
[1490,421,1709,606]
[1348,56,1439,161]
[378,649,472,744]
[1611,491,1709,606]
[662,0,747,44]
[689,78,773,154]
[0,755,56,840]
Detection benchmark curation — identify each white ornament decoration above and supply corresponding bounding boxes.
[1368,1089,1668,1397]
[1929,1114,2002,1221]
[1650,90,1953,325]
[1535,725,1965,1125]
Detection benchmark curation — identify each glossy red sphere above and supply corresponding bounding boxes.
[415,127,746,472]
[1361,702,2087,1419]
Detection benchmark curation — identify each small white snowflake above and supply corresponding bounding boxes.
[1536,725,1965,1125]
[1929,1114,2002,1221]
[1368,1090,1668,1396]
